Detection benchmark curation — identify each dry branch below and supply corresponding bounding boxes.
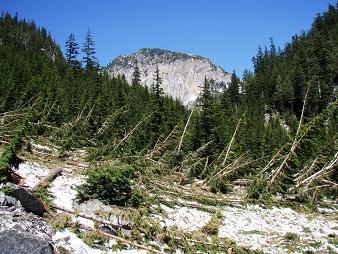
[53,205,131,230]
[83,104,95,125]
[209,151,247,183]
[177,108,194,152]
[146,121,181,159]
[297,152,337,188]
[96,106,127,135]
[269,88,308,186]
[114,111,155,151]
[31,168,63,192]
[221,117,242,167]
[293,157,319,184]
[66,221,164,254]
[260,144,288,174]
[98,230,164,254]
[217,159,255,179]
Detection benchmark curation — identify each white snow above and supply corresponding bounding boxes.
[53,228,149,254]
[152,203,337,253]
[218,204,338,253]
[54,228,101,254]
[49,173,86,210]
[13,160,338,254]
[155,204,211,231]
[14,162,50,188]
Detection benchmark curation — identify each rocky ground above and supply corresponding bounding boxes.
[0,141,337,254]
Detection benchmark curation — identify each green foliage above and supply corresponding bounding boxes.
[33,184,53,206]
[81,230,106,246]
[201,213,222,235]
[1,6,337,208]
[127,188,145,207]
[48,213,71,230]
[246,178,270,201]
[77,164,142,206]
[284,232,300,242]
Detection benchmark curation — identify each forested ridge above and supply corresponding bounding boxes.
[0,4,337,208]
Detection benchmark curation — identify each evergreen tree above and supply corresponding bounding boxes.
[228,71,240,111]
[131,60,141,86]
[65,33,80,69]
[151,66,164,139]
[199,77,213,144]
[82,29,98,70]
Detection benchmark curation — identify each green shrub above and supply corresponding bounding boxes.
[127,188,144,207]
[77,164,142,206]
[209,177,232,194]
[247,178,270,201]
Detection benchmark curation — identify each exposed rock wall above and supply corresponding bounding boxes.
[107,48,231,105]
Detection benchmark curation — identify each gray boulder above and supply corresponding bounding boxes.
[0,191,21,207]
[6,183,46,216]
[0,229,53,254]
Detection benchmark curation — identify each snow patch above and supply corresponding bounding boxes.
[49,173,86,210]
[53,228,149,254]
[156,204,211,231]
[14,162,50,188]
[218,204,338,253]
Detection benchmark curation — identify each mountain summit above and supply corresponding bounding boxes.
[107,48,231,105]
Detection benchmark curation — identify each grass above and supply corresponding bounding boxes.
[48,213,71,230]
[201,213,222,236]
[284,232,300,242]
[81,230,107,246]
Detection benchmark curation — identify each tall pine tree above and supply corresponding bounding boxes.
[65,33,80,69]
[228,71,240,111]
[151,66,164,139]
[131,60,141,86]
[82,29,98,71]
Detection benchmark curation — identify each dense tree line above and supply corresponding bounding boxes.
[0,11,186,157]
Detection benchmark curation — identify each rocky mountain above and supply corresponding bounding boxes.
[107,48,231,105]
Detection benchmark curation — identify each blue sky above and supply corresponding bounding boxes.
[1,0,336,75]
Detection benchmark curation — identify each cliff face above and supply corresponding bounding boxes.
[107,48,231,105]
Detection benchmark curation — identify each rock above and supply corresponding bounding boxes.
[6,183,46,216]
[108,48,231,106]
[0,191,21,207]
[0,206,53,240]
[0,229,53,254]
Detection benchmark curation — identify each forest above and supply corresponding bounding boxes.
[0,4,337,209]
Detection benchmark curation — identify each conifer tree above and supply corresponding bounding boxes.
[131,60,141,86]
[200,77,213,144]
[65,33,80,69]
[82,29,98,70]
[151,66,164,138]
[228,71,240,111]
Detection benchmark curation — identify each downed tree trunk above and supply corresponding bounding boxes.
[61,220,164,254]
[221,117,242,167]
[53,205,131,230]
[268,89,308,186]
[177,108,194,153]
[99,230,164,254]
[31,168,63,192]
[6,183,47,216]
[114,111,155,151]
[297,152,337,188]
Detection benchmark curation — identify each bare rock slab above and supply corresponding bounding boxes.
[0,229,53,254]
